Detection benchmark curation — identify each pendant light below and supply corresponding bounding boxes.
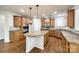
[36,5,39,18]
[29,7,32,24]
[32,5,41,32]
[29,7,32,19]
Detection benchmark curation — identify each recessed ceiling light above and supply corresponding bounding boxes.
[45,16,48,18]
[58,14,62,16]
[54,11,57,14]
[34,16,36,18]
[42,14,45,16]
[71,8,74,9]
[21,9,24,12]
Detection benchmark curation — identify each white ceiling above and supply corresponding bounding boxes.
[0,5,74,18]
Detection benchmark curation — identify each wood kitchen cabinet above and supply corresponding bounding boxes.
[49,29,55,37]
[49,29,62,39]
[22,17,27,26]
[45,18,51,26]
[14,16,27,27]
[61,34,79,53]
[70,43,79,53]
[68,9,75,28]
[41,18,55,27]
[61,34,69,53]
[13,16,23,27]
[44,32,49,46]
[41,18,45,26]
[50,19,55,27]
[10,30,24,42]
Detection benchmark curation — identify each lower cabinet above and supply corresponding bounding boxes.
[44,32,49,46]
[61,33,79,53]
[10,30,23,42]
[49,29,62,39]
[49,30,55,36]
[61,33,70,53]
[70,43,79,53]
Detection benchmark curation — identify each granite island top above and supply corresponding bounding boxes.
[24,30,48,37]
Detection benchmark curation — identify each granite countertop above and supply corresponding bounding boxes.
[24,30,48,37]
[61,30,79,44]
[9,27,20,31]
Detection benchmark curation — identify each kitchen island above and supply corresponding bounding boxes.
[24,30,49,52]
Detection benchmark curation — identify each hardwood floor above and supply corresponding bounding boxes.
[30,36,65,53]
[0,31,65,53]
[0,35,65,53]
[0,39,26,53]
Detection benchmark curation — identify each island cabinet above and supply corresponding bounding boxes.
[44,31,49,46]
[10,30,24,42]
[67,9,75,28]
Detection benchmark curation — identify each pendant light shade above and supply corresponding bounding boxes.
[32,5,41,32]
[29,7,32,24]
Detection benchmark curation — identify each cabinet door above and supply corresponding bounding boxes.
[44,32,49,46]
[10,31,21,42]
[50,19,55,27]
[41,18,45,26]
[70,43,79,53]
[14,16,22,27]
[22,17,27,26]
[49,30,55,36]
[10,31,14,42]
[45,19,51,26]
[13,31,20,41]
[68,9,74,28]
[19,31,23,40]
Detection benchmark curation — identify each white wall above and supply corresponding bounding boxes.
[74,6,79,31]
[0,15,5,40]
[55,17,67,27]
[55,12,67,28]
[0,11,22,42]
[0,14,9,42]
[0,11,22,28]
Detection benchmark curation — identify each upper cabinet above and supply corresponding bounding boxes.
[13,16,22,27]
[22,17,27,26]
[50,19,55,27]
[13,16,27,27]
[41,18,45,26]
[68,9,75,28]
[45,18,51,26]
[41,18,55,27]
